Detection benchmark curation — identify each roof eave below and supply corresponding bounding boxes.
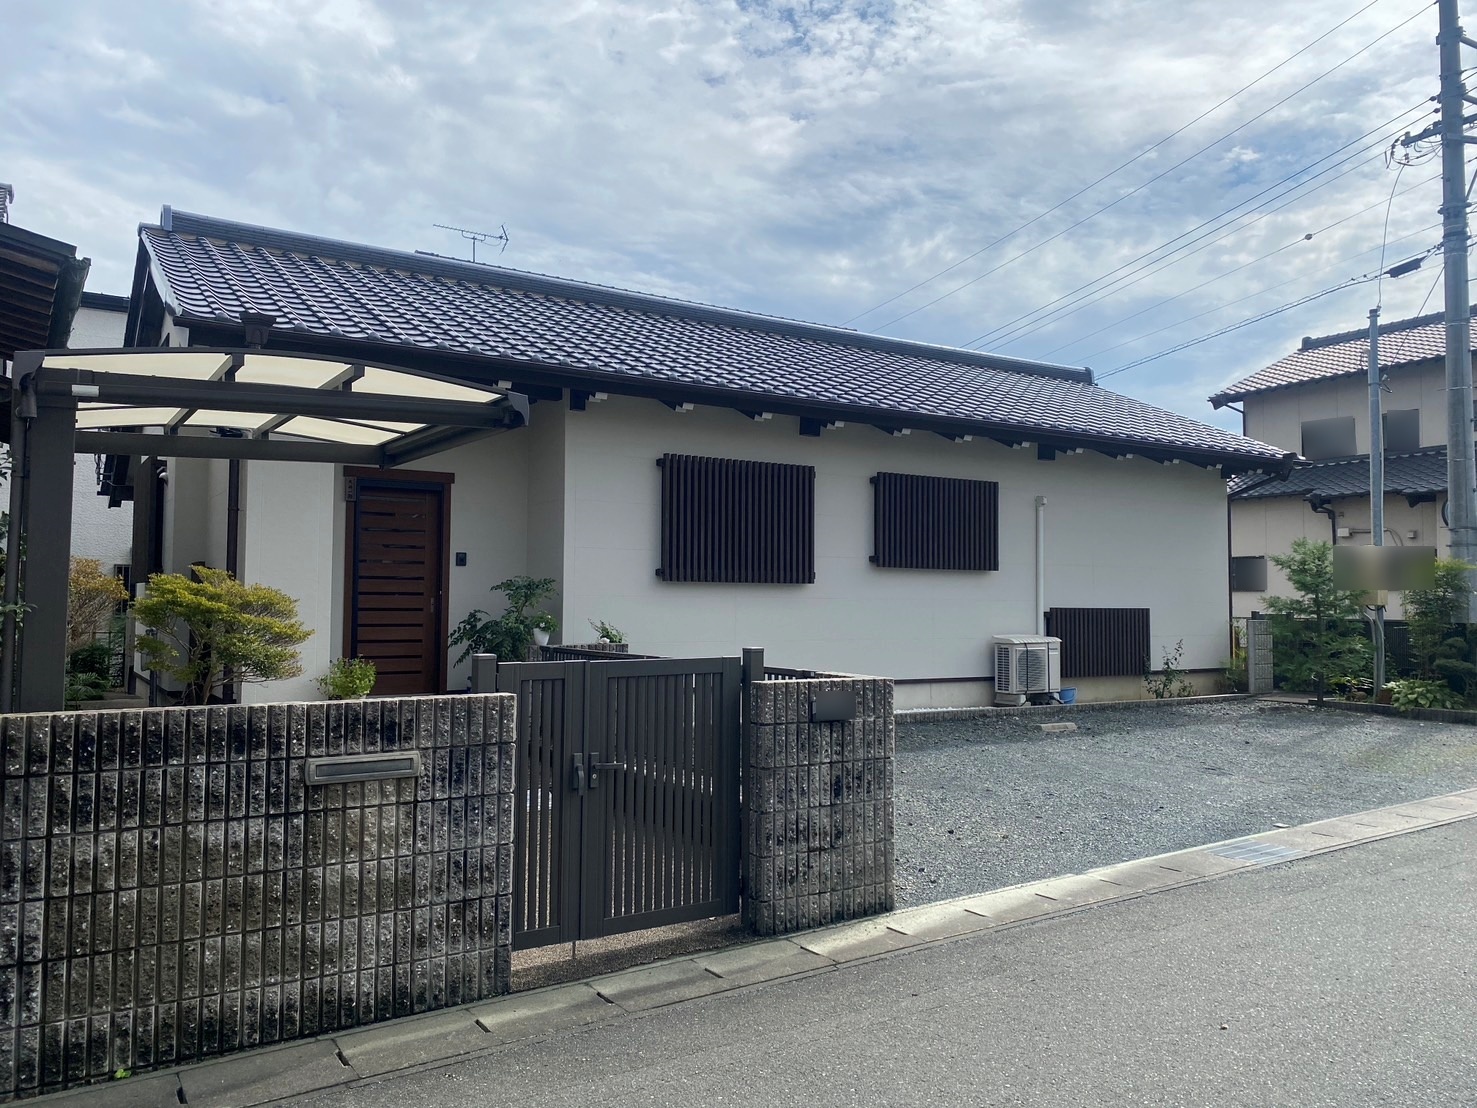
[175,314,1289,473]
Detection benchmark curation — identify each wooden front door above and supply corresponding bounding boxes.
[345,469,452,696]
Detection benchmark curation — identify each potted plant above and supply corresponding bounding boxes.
[531,612,559,648]
[589,618,625,644]
[449,576,558,663]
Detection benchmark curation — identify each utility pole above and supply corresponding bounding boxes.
[1438,0,1477,618]
[1368,307,1386,692]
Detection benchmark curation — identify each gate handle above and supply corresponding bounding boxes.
[569,754,586,793]
[588,757,627,790]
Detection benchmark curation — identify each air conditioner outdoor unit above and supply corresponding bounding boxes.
[992,635,1062,707]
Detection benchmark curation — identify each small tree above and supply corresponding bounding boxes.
[1262,538,1370,702]
[134,567,311,705]
[1403,557,1477,702]
[67,558,128,654]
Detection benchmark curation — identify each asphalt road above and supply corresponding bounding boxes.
[895,700,1477,905]
[302,820,1477,1108]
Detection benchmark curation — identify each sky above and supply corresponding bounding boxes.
[1,0,1456,434]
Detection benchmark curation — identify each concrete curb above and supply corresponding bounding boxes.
[36,785,1477,1108]
[1317,698,1477,726]
[897,693,1254,724]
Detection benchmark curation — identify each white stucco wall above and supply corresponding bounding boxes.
[1242,361,1452,455]
[193,394,1235,705]
[406,431,533,690]
[1230,495,1445,620]
[238,461,338,704]
[558,397,1232,684]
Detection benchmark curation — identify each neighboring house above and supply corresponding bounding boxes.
[73,207,1287,708]
[0,193,133,574]
[1211,307,1475,617]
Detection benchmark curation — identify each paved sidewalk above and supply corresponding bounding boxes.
[40,786,1477,1108]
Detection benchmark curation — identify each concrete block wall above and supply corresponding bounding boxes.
[1246,619,1274,694]
[744,675,895,935]
[0,694,516,1100]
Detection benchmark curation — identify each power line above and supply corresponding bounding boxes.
[862,1,1432,333]
[1096,243,1440,380]
[1080,221,1440,364]
[975,109,1434,352]
[1046,173,1440,360]
[839,0,1401,327]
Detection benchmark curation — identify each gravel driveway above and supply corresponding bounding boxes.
[894,700,1477,906]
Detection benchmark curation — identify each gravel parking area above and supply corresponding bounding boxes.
[895,700,1477,906]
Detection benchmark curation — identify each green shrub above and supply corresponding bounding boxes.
[1145,640,1196,699]
[316,657,377,700]
[1384,678,1466,712]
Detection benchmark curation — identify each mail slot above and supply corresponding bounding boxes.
[810,690,857,723]
[305,751,422,786]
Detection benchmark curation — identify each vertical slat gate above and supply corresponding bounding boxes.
[582,656,741,939]
[499,655,743,949]
[496,661,583,950]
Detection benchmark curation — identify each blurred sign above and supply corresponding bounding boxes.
[1332,545,1436,594]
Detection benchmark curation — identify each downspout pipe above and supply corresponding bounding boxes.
[1034,495,1047,636]
[1310,498,1338,544]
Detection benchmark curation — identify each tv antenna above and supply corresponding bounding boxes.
[433,223,509,262]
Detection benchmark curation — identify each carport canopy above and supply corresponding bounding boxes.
[2,345,531,713]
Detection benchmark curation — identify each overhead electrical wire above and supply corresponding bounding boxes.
[974,113,1430,351]
[1095,241,1441,380]
[971,107,1435,352]
[855,0,1432,333]
[1080,220,1440,364]
[1044,171,1440,360]
[839,0,1403,327]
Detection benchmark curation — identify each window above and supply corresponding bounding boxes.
[1382,409,1420,454]
[1229,556,1268,593]
[1044,607,1151,678]
[871,472,999,570]
[1301,416,1356,460]
[657,454,814,583]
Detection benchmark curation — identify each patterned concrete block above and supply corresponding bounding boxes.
[743,676,895,937]
[0,693,517,1100]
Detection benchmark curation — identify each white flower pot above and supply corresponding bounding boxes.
[533,627,551,647]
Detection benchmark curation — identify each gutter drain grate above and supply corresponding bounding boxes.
[1205,841,1307,866]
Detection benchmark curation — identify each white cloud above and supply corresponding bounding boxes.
[0,0,1452,430]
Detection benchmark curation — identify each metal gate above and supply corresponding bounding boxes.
[494,656,742,950]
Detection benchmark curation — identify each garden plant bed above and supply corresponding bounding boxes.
[894,699,1477,906]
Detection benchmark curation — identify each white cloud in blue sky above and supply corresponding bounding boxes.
[1,0,1450,432]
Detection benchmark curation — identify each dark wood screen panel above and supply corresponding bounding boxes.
[1046,607,1151,678]
[658,454,815,583]
[871,472,999,570]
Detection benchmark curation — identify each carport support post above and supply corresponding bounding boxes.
[9,379,77,713]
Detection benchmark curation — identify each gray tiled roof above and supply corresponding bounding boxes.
[1211,307,1477,405]
[1229,446,1448,501]
[137,209,1287,467]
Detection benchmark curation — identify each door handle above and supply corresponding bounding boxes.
[587,756,627,790]
[569,753,586,793]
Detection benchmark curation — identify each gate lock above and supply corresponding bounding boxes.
[570,753,627,792]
